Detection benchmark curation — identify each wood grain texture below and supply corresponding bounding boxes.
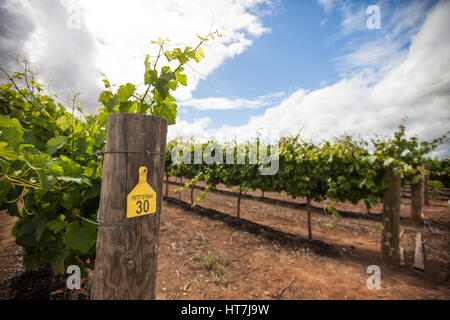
[414,231,425,271]
[423,164,429,205]
[411,175,423,223]
[381,165,401,264]
[92,114,167,300]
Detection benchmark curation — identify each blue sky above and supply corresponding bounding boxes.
[1,0,448,156]
[188,1,341,127]
[177,0,443,138]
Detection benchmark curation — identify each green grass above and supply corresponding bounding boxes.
[194,251,230,283]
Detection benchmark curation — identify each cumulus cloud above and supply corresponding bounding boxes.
[175,1,450,157]
[0,1,35,71]
[0,0,100,109]
[0,0,274,112]
[168,117,213,141]
[79,0,273,109]
[178,91,286,110]
[333,0,432,75]
[317,0,335,14]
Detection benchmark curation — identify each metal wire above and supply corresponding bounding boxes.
[95,150,166,157]
[76,213,161,228]
[83,149,165,227]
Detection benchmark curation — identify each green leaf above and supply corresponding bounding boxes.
[193,48,204,62]
[23,131,37,145]
[60,155,83,177]
[61,190,80,210]
[117,83,136,102]
[160,70,175,82]
[94,132,105,147]
[0,179,11,205]
[145,69,158,86]
[46,136,67,155]
[2,127,23,153]
[23,253,40,271]
[102,78,111,89]
[98,91,113,105]
[175,70,187,86]
[15,218,37,247]
[42,249,68,274]
[45,220,65,234]
[427,180,443,188]
[411,175,421,184]
[0,115,23,130]
[47,161,64,176]
[144,54,151,72]
[153,98,177,125]
[196,47,205,58]
[56,115,71,131]
[106,94,120,112]
[38,171,57,190]
[0,142,18,161]
[34,213,47,242]
[63,221,97,254]
[119,101,136,113]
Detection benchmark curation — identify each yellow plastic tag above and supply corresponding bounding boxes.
[127,167,156,219]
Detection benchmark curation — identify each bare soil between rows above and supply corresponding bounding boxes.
[0,180,449,299]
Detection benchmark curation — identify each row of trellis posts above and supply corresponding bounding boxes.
[91,114,434,299]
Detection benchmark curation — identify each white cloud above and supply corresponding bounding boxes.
[1,0,274,112]
[168,117,212,141]
[339,1,367,36]
[175,1,450,157]
[1,0,100,108]
[317,0,335,14]
[179,91,286,110]
[78,0,273,108]
[333,1,432,75]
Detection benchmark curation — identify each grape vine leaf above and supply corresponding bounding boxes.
[63,220,97,254]
[46,136,67,155]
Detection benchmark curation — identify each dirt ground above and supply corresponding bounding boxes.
[154,183,449,299]
[0,214,22,284]
[0,180,449,299]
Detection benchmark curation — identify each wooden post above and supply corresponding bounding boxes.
[237,188,242,220]
[381,165,401,264]
[190,185,194,206]
[399,247,405,267]
[93,114,167,300]
[306,195,312,240]
[165,174,169,198]
[414,231,425,271]
[401,180,406,198]
[179,177,183,200]
[411,174,423,224]
[423,164,429,205]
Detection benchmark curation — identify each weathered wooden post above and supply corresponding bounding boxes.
[411,171,423,224]
[93,114,167,300]
[381,165,401,264]
[165,174,169,198]
[306,195,312,240]
[179,177,183,200]
[237,188,242,220]
[423,164,429,205]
